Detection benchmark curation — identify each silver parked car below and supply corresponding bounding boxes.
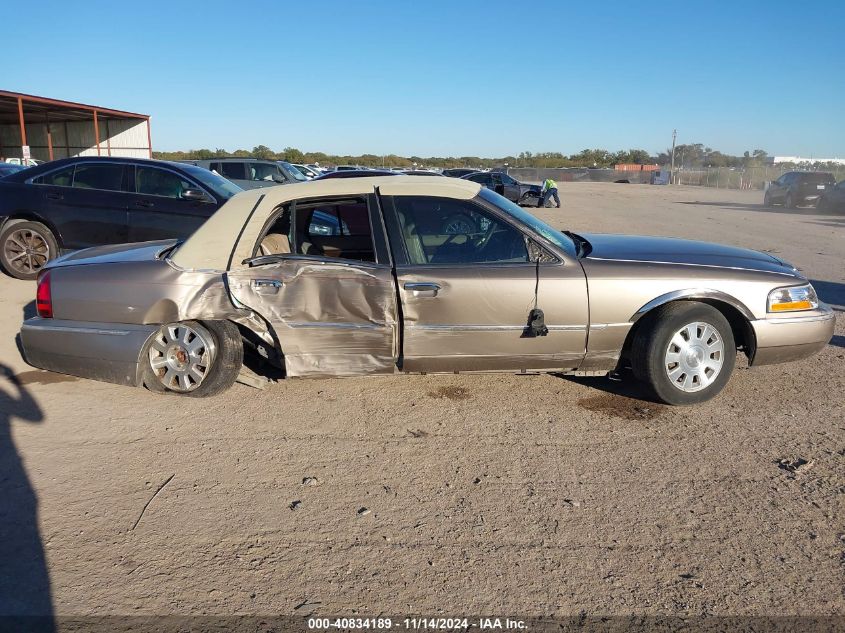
[20,177,834,404]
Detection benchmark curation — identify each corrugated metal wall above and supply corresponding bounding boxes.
[0,118,150,161]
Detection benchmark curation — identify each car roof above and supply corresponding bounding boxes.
[315,169,397,179]
[172,175,482,272]
[0,155,196,182]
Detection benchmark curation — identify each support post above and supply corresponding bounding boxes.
[93,109,101,156]
[17,96,28,147]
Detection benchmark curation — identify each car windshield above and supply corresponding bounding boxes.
[180,164,243,199]
[479,187,577,258]
[278,161,308,182]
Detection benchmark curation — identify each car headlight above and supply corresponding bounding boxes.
[767,283,819,313]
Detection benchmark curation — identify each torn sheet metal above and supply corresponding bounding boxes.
[226,259,399,378]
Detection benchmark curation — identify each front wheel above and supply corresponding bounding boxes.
[141,320,243,397]
[631,302,736,405]
[0,220,59,280]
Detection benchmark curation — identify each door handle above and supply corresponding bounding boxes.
[134,200,154,208]
[251,278,283,294]
[404,282,441,297]
[45,192,62,201]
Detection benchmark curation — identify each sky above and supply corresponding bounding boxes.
[3,0,844,158]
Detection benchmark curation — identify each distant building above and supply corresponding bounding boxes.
[767,156,845,166]
[0,90,151,163]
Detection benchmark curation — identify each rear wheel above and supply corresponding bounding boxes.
[0,220,58,280]
[631,302,736,405]
[141,320,243,397]
[519,192,540,207]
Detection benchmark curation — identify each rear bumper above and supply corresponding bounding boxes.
[20,318,157,387]
[750,306,835,366]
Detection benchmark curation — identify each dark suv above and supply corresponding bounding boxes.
[0,157,242,279]
[764,171,835,208]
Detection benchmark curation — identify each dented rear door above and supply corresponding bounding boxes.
[226,257,399,377]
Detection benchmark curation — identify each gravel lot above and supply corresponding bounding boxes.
[1,183,843,619]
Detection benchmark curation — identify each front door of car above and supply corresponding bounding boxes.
[383,195,589,373]
[41,162,129,249]
[498,173,522,202]
[769,174,787,201]
[126,165,218,242]
[225,194,399,378]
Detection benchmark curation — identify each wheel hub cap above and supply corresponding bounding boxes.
[664,321,724,393]
[4,229,50,275]
[148,324,214,392]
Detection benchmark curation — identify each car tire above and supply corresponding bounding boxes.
[631,302,736,405]
[763,191,772,207]
[141,320,243,397]
[519,193,540,207]
[816,197,828,211]
[0,220,59,280]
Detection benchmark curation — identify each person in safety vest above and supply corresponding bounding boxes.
[538,178,560,208]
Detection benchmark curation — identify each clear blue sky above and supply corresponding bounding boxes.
[4,0,844,157]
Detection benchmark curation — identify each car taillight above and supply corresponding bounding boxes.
[36,270,53,318]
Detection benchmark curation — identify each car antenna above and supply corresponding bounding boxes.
[523,255,548,338]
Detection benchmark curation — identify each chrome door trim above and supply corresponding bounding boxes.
[405,324,586,332]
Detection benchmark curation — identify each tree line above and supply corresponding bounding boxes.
[151,144,823,169]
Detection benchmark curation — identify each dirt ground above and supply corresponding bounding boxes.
[0,183,843,620]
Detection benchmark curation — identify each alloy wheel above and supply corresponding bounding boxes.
[148,323,216,392]
[4,228,51,276]
[664,321,724,393]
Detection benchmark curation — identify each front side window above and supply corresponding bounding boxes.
[136,166,193,198]
[392,196,530,265]
[181,165,241,200]
[72,163,124,191]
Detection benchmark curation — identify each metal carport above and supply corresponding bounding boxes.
[0,90,151,163]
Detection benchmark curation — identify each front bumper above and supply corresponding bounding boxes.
[20,317,157,387]
[750,306,835,366]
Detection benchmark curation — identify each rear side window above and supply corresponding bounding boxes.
[72,164,124,191]
[306,201,371,237]
[248,162,280,182]
[35,165,75,187]
[220,162,245,179]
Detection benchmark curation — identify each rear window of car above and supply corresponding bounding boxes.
[799,173,834,184]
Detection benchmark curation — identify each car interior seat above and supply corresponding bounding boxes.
[397,211,427,264]
[259,233,291,256]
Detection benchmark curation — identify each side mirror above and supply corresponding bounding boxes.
[272,173,286,183]
[182,188,213,202]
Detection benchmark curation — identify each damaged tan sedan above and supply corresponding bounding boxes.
[20,177,834,405]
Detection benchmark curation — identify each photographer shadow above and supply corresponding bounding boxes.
[0,362,54,631]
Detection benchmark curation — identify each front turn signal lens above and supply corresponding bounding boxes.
[767,283,818,313]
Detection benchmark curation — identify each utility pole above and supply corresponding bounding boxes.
[670,129,677,185]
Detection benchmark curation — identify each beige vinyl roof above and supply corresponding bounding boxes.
[171,176,482,271]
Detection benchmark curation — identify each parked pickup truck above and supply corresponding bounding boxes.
[20,176,833,405]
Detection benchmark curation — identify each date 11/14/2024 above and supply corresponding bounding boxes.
[307,617,528,630]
